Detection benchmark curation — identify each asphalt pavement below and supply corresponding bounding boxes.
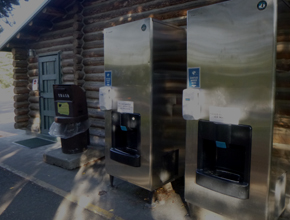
[0,167,106,220]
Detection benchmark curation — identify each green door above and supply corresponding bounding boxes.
[39,54,61,134]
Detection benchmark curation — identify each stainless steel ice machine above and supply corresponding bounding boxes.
[184,0,288,219]
[103,18,186,192]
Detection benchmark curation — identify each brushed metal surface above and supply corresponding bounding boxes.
[104,18,186,191]
[185,0,278,219]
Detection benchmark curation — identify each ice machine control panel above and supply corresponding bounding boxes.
[110,112,141,167]
[196,120,252,199]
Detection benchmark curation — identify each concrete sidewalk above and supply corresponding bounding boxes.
[0,113,189,220]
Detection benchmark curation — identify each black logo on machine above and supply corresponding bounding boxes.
[257,1,267,10]
[141,24,147,31]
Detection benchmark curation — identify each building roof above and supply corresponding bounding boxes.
[0,0,73,51]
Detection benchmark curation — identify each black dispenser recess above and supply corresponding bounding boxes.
[110,112,141,167]
[196,120,252,199]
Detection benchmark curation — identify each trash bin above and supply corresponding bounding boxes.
[49,85,90,154]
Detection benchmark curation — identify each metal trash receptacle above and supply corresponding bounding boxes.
[49,85,90,154]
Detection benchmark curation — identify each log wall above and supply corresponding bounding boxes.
[12,48,29,129]
[273,2,290,210]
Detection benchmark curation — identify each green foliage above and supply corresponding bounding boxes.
[0,52,13,88]
[0,0,28,32]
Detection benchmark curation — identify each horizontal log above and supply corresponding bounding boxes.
[87,98,100,108]
[29,90,39,97]
[14,87,29,94]
[27,57,38,64]
[16,32,39,41]
[14,94,29,102]
[84,66,104,74]
[89,135,105,147]
[13,54,28,61]
[52,13,75,24]
[88,108,104,118]
[13,80,28,87]
[277,30,290,42]
[28,69,39,77]
[42,6,66,17]
[14,68,27,74]
[73,22,84,31]
[89,118,105,128]
[83,57,104,66]
[74,64,83,71]
[277,42,290,59]
[89,127,105,138]
[74,14,83,22]
[62,67,74,75]
[75,71,85,80]
[35,44,74,54]
[277,59,290,72]
[74,48,82,55]
[77,80,85,86]
[29,19,53,29]
[83,0,155,17]
[27,83,32,91]
[82,48,104,58]
[73,31,84,40]
[15,115,29,123]
[38,27,74,42]
[13,60,27,68]
[276,71,290,88]
[73,39,83,48]
[83,31,104,42]
[14,101,29,109]
[83,40,103,50]
[12,48,27,56]
[29,110,40,118]
[83,0,112,7]
[14,122,28,130]
[13,73,28,80]
[61,59,74,68]
[83,81,104,91]
[67,2,83,14]
[73,54,82,64]
[14,108,29,116]
[84,73,104,81]
[28,96,39,103]
[6,41,26,49]
[30,36,74,50]
[86,91,99,99]
[274,114,290,128]
[273,127,290,145]
[62,74,75,82]
[27,63,38,70]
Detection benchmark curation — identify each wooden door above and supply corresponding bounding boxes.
[38,54,61,134]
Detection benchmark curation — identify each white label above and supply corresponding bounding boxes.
[209,106,240,125]
[117,101,134,113]
[182,88,200,120]
[32,79,38,91]
[99,86,113,111]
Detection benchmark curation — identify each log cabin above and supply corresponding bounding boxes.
[0,1,289,213]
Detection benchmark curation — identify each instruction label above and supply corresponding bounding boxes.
[105,71,112,86]
[188,67,200,88]
[57,102,70,116]
[117,101,134,113]
[209,106,240,125]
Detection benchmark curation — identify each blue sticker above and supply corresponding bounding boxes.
[105,71,112,86]
[257,1,267,10]
[120,126,127,131]
[216,141,227,149]
[188,67,200,88]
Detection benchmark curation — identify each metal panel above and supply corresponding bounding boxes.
[104,18,186,191]
[185,0,277,219]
